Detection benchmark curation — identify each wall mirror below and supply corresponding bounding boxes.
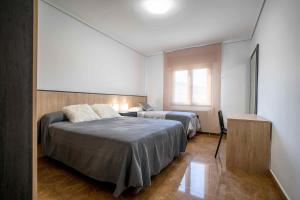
[249,44,259,114]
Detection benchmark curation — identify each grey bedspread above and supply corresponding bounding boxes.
[40,112,187,197]
[166,111,197,133]
[137,111,200,137]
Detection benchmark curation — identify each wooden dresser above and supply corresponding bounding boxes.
[226,114,272,174]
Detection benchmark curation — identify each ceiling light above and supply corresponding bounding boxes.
[143,0,174,15]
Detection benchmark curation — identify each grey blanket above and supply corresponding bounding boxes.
[137,111,200,137]
[40,112,187,197]
[166,111,197,133]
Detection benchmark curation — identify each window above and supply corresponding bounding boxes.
[173,70,189,105]
[172,68,211,106]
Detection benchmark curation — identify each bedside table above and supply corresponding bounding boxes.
[119,112,137,117]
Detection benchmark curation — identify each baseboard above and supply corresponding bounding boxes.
[269,169,290,200]
[198,131,220,136]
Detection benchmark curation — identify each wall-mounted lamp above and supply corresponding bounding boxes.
[111,104,120,112]
[120,104,129,112]
[111,103,129,113]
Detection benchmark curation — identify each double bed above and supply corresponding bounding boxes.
[39,111,187,197]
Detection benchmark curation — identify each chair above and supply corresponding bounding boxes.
[214,110,227,158]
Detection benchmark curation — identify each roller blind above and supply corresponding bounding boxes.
[163,44,221,133]
[172,68,211,106]
[164,44,220,111]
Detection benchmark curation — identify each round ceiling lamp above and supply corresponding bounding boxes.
[143,0,174,15]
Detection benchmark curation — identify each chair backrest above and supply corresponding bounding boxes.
[218,110,225,133]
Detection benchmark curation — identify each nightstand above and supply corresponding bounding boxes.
[119,112,137,117]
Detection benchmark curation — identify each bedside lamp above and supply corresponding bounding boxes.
[111,104,120,112]
[120,104,129,113]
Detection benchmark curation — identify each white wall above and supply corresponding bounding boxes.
[38,0,146,96]
[221,41,251,124]
[145,54,164,110]
[251,1,300,199]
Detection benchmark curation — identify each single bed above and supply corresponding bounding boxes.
[39,112,187,197]
[137,111,200,138]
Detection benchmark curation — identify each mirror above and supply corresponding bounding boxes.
[249,44,259,114]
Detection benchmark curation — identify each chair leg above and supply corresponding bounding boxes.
[214,132,223,158]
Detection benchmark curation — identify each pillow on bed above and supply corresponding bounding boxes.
[139,102,154,111]
[62,104,100,123]
[91,104,121,118]
[128,106,143,112]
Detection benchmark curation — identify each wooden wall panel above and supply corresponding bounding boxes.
[37,90,147,121]
[0,0,35,199]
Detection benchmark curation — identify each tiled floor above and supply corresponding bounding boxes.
[38,134,283,200]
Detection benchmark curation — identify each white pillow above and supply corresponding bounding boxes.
[91,104,121,118]
[62,104,100,123]
[128,106,143,112]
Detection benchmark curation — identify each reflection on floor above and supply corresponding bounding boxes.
[178,161,206,199]
[38,134,284,200]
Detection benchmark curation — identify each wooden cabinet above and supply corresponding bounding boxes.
[226,114,271,174]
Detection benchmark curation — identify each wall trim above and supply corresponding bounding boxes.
[145,51,164,57]
[251,0,267,39]
[161,38,250,55]
[269,169,290,200]
[222,38,251,45]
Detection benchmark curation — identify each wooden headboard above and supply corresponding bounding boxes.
[37,90,147,121]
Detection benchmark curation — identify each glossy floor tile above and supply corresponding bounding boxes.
[38,134,284,200]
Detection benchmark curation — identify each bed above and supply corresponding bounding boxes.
[39,111,187,197]
[137,111,200,138]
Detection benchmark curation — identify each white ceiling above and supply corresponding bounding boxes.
[45,0,264,56]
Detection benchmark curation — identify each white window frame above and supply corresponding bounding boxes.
[171,66,212,107]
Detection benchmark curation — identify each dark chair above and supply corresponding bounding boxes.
[215,111,227,158]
